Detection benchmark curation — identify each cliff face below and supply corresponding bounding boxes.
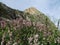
[0,2,60,45]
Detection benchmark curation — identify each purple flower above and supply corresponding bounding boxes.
[0,20,6,28]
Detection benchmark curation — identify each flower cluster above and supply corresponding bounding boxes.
[0,20,6,28]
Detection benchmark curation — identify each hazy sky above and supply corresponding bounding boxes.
[0,0,60,24]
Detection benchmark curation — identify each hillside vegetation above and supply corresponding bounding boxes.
[0,2,60,45]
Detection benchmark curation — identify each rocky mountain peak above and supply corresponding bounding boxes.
[24,7,41,15]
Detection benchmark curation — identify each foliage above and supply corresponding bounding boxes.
[0,2,60,45]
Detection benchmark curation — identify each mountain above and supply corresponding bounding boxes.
[0,2,25,20]
[24,7,42,15]
[24,7,57,30]
[0,2,60,45]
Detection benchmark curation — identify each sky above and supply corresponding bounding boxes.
[0,0,60,25]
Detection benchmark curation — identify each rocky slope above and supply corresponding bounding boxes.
[0,2,60,45]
